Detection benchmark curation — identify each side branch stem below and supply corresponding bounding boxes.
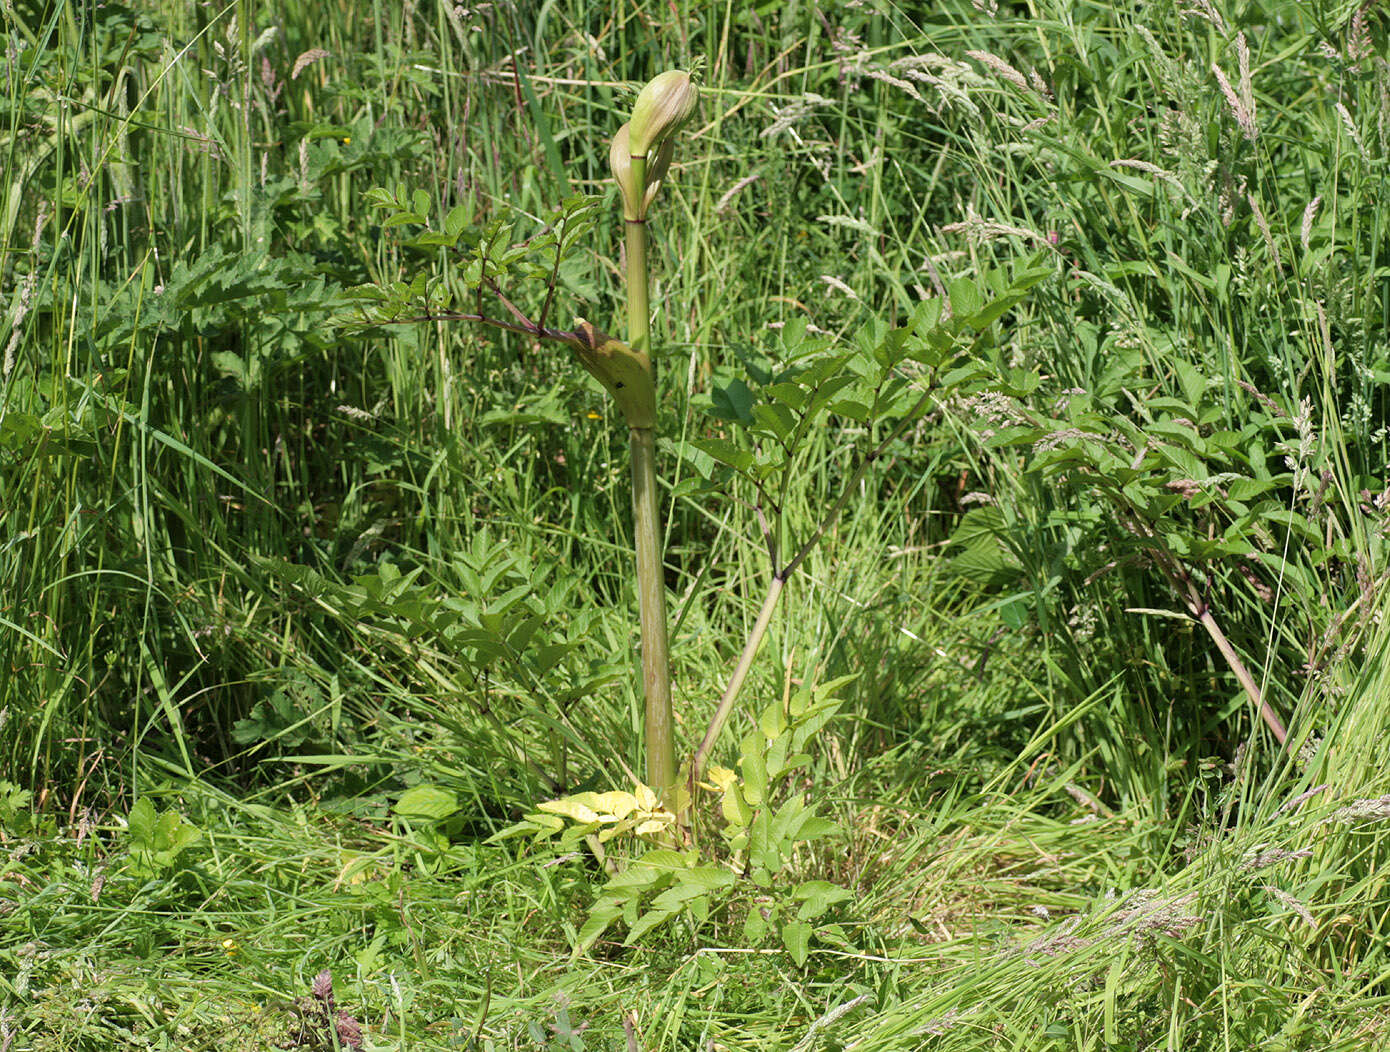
[692,384,936,780]
[692,575,785,781]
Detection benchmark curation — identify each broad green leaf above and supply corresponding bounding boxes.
[1227,477,1275,501]
[625,906,677,943]
[751,402,797,442]
[721,783,753,827]
[781,920,813,966]
[393,785,460,821]
[691,437,754,473]
[740,734,768,805]
[674,866,737,892]
[743,906,769,944]
[576,902,623,954]
[764,382,809,412]
[796,817,841,841]
[127,797,156,841]
[1155,442,1205,479]
[948,277,982,322]
[445,204,469,239]
[636,849,691,872]
[827,398,871,422]
[1173,360,1206,406]
[759,697,787,739]
[794,880,854,920]
[909,295,944,336]
[537,796,600,824]
[711,378,756,424]
[605,863,668,890]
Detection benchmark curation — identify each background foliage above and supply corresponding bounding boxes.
[2,0,1389,1048]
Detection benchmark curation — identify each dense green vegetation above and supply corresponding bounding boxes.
[3,0,1388,1047]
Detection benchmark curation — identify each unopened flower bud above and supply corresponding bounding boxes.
[627,70,699,158]
[610,122,675,221]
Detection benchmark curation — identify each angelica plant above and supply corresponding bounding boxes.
[351,69,1049,817]
[354,70,700,799]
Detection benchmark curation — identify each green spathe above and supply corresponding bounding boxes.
[609,122,675,221]
[627,70,699,157]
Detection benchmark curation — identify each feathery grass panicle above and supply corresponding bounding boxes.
[1301,195,1322,252]
[1212,61,1257,140]
[964,49,1034,97]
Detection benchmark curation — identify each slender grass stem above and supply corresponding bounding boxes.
[1180,576,1288,745]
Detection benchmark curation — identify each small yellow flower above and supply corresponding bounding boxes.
[221,938,239,956]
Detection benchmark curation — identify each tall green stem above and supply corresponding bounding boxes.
[624,154,676,793]
[626,156,650,353]
[631,427,674,792]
